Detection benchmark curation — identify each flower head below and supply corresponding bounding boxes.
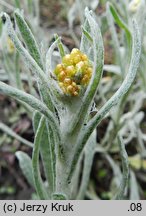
[54,48,92,96]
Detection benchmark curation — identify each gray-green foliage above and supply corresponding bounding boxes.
[15,151,34,187]
[94,0,146,199]
[0,3,141,200]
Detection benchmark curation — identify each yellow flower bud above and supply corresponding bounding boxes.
[53,48,93,96]
[81,54,88,61]
[66,65,75,76]
[54,64,63,75]
[76,61,84,70]
[72,82,77,87]
[58,71,66,81]
[73,54,82,64]
[63,54,73,65]
[64,78,72,85]
[67,85,74,93]
[70,48,81,59]
[86,67,92,77]
[73,91,78,96]
[81,74,90,85]
[59,82,64,87]
[71,48,80,55]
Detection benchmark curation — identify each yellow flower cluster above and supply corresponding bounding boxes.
[54,48,92,96]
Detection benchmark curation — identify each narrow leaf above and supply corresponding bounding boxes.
[16,151,34,187]
[32,116,48,199]
[81,26,93,43]
[77,131,96,199]
[45,38,59,74]
[33,111,56,196]
[107,2,132,62]
[115,135,129,200]
[40,125,55,197]
[130,170,140,200]
[32,111,41,133]
[54,34,65,59]
[14,10,43,69]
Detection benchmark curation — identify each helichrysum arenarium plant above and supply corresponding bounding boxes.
[0,4,141,199]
